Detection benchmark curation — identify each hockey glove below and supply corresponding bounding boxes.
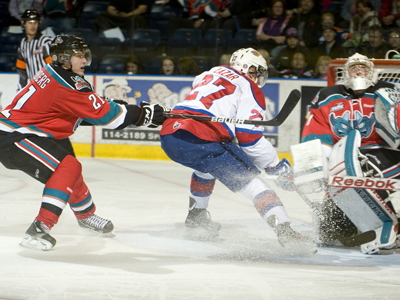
[265,158,295,191]
[136,101,169,128]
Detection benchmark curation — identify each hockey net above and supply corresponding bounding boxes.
[327,58,400,88]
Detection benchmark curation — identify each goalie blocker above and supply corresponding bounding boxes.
[291,132,399,254]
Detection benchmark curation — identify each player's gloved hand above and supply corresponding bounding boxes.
[136,101,169,128]
[265,158,295,191]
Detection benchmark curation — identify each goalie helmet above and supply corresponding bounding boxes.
[343,53,377,91]
[50,35,92,67]
[21,9,41,25]
[230,48,268,87]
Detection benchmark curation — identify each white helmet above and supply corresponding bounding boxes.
[343,53,377,91]
[230,48,268,87]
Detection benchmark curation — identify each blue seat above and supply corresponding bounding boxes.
[197,29,233,57]
[166,28,202,57]
[65,28,95,44]
[91,37,123,60]
[124,29,161,63]
[227,29,257,52]
[191,56,210,73]
[78,1,109,28]
[148,4,183,41]
[97,54,129,74]
[0,52,18,72]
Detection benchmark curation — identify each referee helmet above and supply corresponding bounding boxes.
[21,9,41,25]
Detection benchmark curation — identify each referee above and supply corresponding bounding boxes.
[16,9,76,156]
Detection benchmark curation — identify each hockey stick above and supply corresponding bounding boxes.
[293,186,376,247]
[264,174,377,247]
[164,89,301,126]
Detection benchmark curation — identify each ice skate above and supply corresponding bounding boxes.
[268,216,316,253]
[77,214,115,236]
[185,208,221,240]
[20,220,56,251]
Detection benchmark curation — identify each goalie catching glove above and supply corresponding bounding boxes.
[136,102,169,128]
[265,158,295,191]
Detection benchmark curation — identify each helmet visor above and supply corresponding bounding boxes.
[249,65,268,88]
[72,48,92,66]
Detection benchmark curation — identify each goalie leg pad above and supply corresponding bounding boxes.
[328,130,398,252]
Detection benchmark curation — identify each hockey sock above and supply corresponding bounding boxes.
[68,174,96,220]
[241,176,290,223]
[36,155,81,229]
[189,172,216,209]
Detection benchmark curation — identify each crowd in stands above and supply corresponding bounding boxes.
[1,0,400,78]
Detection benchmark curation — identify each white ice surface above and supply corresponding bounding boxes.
[0,158,399,300]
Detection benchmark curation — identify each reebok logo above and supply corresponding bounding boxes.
[329,176,398,190]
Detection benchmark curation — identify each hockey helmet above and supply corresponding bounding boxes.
[343,53,377,91]
[230,48,268,87]
[50,35,92,67]
[21,9,41,25]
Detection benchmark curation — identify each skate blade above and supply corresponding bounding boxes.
[19,235,54,251]
[79,227,116,237]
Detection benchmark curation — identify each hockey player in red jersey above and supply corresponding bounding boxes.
[0,35,167,250]
[160,48,313,249]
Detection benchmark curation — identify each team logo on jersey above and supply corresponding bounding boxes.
[55,36,63,44]
[330,110,375,138]
[330,102,344,112]
[33,46,43,55]
[71,76,90,90]
[173,121,181,129]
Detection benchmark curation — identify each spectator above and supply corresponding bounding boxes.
[178,56,201,75]
[318,12,351,44]
[8,0,44,26]
[343,0,380,48]
[41,0,76,32]
[311,23,346,68]
[388,28,400,55]
[358,24,391,59]
[285,0,321,48]
[275,27,308,71]
[94,0,147,36]
[125,55,146,74]
[214,0,261,34]
[167,0,220,39]
[160,56,177,75]
[313,55,332,79]
[256,48,280,77]
[254,0,291,52]
[381,0,400,28]
[279,51,314,78]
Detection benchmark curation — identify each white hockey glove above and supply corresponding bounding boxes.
[265,158,295,191]
[137,101,170,128]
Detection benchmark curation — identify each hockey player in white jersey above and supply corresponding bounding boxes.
[160,48,312,248]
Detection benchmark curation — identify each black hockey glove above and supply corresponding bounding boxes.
[136,101,169,128]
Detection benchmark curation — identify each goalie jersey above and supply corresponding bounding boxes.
[302,81,398,151]
[0,63,129,148]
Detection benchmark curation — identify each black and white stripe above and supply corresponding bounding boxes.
[17,34,52,90]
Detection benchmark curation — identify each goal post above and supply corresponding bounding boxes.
[327,58,400,87]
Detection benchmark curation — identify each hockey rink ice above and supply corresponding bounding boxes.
[1,157,400,300]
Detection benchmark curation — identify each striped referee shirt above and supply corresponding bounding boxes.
[16,32,53,91]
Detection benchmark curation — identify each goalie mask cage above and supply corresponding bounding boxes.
[327,58,400,87]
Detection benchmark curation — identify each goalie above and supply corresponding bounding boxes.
[298,53,400,254]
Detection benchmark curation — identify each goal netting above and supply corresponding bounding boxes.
[327,58,400,88]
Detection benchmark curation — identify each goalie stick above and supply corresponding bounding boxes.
[264,175,377,247]
[164,89,301,126]
[294,186,376,247]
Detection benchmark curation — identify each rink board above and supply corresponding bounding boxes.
[0,73,326,160]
